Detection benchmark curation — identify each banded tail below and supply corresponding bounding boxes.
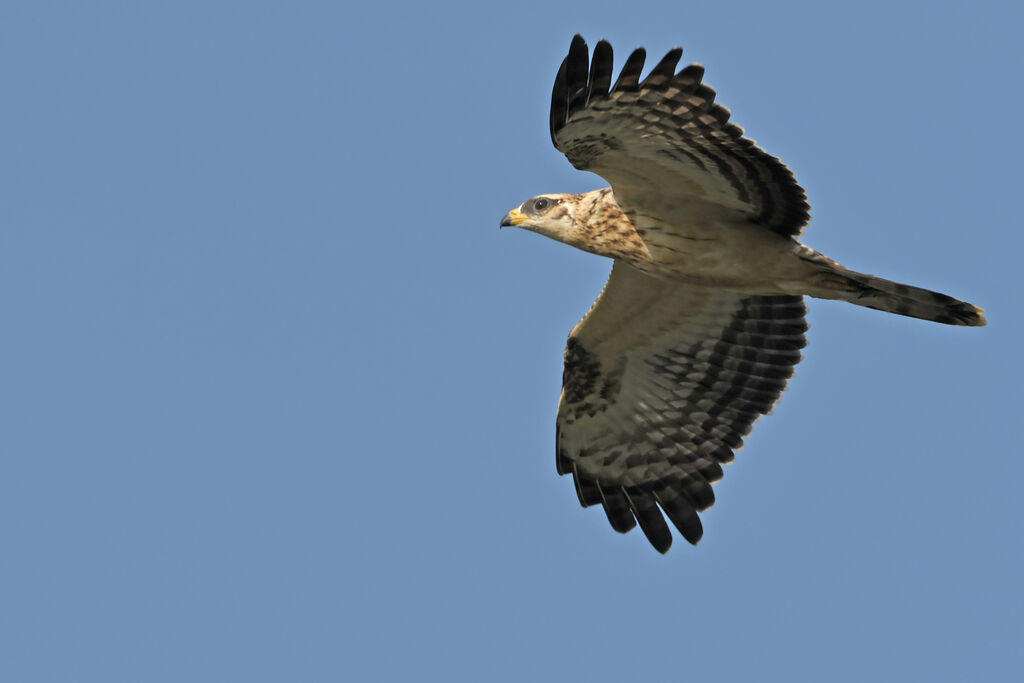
[809,264,986,327]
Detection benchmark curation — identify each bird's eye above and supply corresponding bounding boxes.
[533,198,550,211]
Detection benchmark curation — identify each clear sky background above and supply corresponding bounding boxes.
[3,1,1021,681]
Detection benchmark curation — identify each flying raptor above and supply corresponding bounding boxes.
[501,35,985,553]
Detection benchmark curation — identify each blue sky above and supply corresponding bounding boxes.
[2,1,1021,680]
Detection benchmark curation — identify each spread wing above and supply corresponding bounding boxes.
[550,35,810,238]
[556,263,808,552]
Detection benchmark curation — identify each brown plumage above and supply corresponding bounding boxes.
[501,35,985,553]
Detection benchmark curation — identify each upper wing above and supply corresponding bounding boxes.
[550,35,810,238]
[557,262,808,552]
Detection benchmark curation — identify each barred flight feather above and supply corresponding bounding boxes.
[556,263,807,551]
[551,34,810,238]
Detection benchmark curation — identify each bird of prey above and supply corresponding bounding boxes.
[501,35,985,553]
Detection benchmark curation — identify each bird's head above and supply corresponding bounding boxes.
[500,194,585,247]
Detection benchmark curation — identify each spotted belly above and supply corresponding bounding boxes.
[624,211,813,293]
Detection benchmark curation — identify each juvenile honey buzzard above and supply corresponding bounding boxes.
[501,35,985,553]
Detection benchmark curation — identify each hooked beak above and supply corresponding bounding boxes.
[499,208,528,228]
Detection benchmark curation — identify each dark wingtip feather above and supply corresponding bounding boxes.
[656,489,705,546]
[588,39,614,101]
[626,489,673,553]
[611,46,646,92]
[549,55,569,144]
[565,35,590,118]
[556,448,571,476]
[555,425,570,475]
[640,46,683,88]
[599,485,637,534]
[572,470,604,507]
[673,63,705,88]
